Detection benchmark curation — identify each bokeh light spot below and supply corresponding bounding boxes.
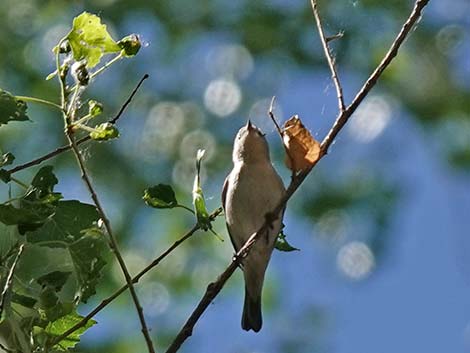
[206,44,254,80]
[337,241,375,280]
[348,96,392,143]
[204,78,241,117]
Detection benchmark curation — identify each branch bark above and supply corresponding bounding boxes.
[52,45,155,353]
[310,0,345,112]
[164,1,430,352]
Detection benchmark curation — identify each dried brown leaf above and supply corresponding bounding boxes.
[282,115,320,172]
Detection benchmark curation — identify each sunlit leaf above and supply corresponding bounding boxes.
[0,89,29,126]
[89,122,119,141]
[143,184,178,209]
[44,310,96,351]
[274,230,300,252]
[88,100,103,117]
[66,12,121,68]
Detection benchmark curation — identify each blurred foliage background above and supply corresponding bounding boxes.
[0,0,469,352]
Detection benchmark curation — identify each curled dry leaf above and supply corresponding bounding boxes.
[282,115,320,172]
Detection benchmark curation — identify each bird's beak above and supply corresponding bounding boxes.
[246,119,253,131]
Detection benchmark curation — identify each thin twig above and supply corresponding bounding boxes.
[268,96,283,138]
[55,48,155,353]
[0,244,25,319]
[6,74,149,176]
[165,1,430,351]
[49,208,222,347]
[310,0,346,112]
[320,0,430,152]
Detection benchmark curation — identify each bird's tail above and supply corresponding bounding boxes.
[242,286,262,332]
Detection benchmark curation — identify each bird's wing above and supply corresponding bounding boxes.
[222,175,242,254]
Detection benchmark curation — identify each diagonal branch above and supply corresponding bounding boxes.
[6,74,149,176]
[310,0,345,112]
[0,244,25,318]
[164,1,430,352]
[48,208,222,347]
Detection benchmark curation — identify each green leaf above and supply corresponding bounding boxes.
[66,12,121,68]
[118,34,141,56]
[31,166,59,196]
[274,230,300,252]
[0,204,50,233]
[11,292,37,308]
[69,235,107,302]
[0,152,15,167]
[44,310,96,351]
[26,200,108,303]
[89,122,119,141]
[0,89,29,126]
[1,166,63,234]
[26,201,99,245]
[36,271,72,291]
[192,150,211,230]
[88,100,103,117]
[143,184,178,209]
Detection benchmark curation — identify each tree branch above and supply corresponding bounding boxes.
[164,1,430,351]
[321,0,430,152]
[48,208,222,347]
[6,74,149,176]
[0,244,25,319]
[310,0,345,112]
[53,45,155,353]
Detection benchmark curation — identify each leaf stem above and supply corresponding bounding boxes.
[9,177,28,189]
[176,204,195,214]
[14,96,63,112]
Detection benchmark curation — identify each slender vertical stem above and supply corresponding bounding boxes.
[310,0,346,112]
[54,48,156,353]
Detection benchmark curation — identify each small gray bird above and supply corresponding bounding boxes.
[222,120,285,332]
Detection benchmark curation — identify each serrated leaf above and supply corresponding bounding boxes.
[275,231,299,252]
[143,184,178,209]
[0,89,29,126]
[0,152,15,167]
[26,200,108,303]
[44,310,96,351]
[26,201,99,245]
[89,122,119,141]
[67,12,121,68]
